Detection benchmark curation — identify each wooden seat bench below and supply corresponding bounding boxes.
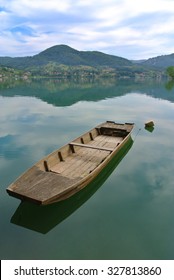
[69,142,113,152]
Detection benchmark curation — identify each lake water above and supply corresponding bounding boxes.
[0,78,174,260]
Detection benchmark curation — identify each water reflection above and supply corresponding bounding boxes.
[11,137,133,234]
[144,126,155,133]
[1,77,174,259]
[0,78,174,106]
[165,80,174,91]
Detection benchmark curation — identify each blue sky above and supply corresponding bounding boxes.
[0,0,174,59]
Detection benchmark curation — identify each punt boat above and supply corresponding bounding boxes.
[11,137,133,234]
[6,121,134,205]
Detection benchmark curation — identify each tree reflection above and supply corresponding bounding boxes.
[165,80,174,91]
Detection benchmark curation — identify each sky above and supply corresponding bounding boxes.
[0,0,174,59]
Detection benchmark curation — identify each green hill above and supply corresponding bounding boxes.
[0,45,169,80]
[0,45,132,70]
[141,53,174,69]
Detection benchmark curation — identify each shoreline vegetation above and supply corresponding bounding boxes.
[0,64,166,84]
[0,45,173,85]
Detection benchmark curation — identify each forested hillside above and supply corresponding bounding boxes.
[0,45,171,80]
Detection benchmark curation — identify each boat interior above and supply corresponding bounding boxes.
[36,122,130,180]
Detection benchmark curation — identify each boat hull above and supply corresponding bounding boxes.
[6,121,134,205]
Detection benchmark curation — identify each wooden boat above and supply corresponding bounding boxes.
[11,137,133,234]
[6,121,134,205]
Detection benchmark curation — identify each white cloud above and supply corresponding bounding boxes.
[1,0,71,15]
[0,0,174,58]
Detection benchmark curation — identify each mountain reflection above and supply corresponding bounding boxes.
[0,78,174,106]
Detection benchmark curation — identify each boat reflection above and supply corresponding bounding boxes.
[11,137,133,234]
[145,126,155,133]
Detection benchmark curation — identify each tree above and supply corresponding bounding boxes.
[166,66,174,79]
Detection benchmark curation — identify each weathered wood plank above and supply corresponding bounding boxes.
[51,134,121,178]
[70,142,113,152]
[50,135,116,175]
[65,150,109,179]
[51,147,110,178]
[9,170,80,204]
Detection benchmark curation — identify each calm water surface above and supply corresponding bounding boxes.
[0,79,174,259]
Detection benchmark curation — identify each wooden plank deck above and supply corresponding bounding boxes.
[8,166,81,204]
[50,134,122,179]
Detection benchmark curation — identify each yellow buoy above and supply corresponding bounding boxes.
[145,120,154,128]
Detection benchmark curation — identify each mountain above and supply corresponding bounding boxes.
[0,45,172,81]
[141,53,174,69]
[0,45,132,70]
